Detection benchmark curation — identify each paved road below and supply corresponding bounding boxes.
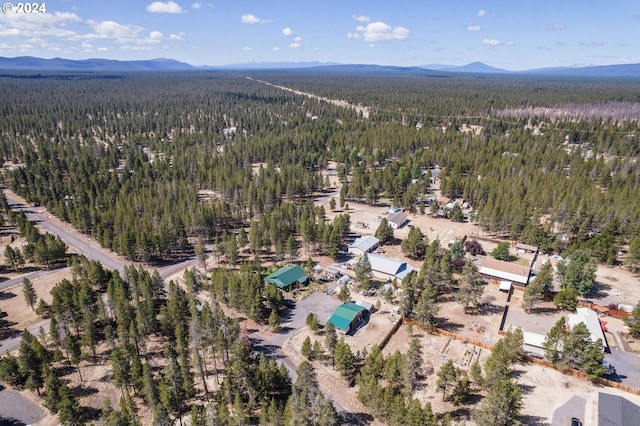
[4,190,129,274]
[605,349,640,389]
[252,292,354,420]
[0,266,63,292]
[1,189,358,420]
[0,190,197,356]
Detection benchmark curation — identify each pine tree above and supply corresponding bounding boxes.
[354,253,372,291]
[472,378,522,426]
[405,337,423,394]
[269,308,281,332]
[456,261,485,313]
[301,336,313,359]
[436,360,458,401]
[375,218,394,245]
[544,317,567,364]
[305,312,319,332]
[22,277,37,311]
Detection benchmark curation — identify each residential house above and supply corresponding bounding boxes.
[478,257,531,286]
[568,307,608,352]
[348,235,380,256]
[328,302,366,334]
[516,242,538,254]
[387,211,408,229]
[264,265,309,291]
[367,253,415,282]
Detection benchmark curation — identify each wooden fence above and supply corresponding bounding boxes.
[415,322,640,397]
[347,315,403,387]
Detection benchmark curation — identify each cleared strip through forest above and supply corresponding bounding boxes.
[247,77,370,118]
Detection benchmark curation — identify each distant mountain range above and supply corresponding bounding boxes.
[0,56,194,71]
[0,56,639,78]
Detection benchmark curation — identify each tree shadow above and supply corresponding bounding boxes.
[0,417,25,426]
[448,407,471,421]
[0,292,16,300]
[533,306,561,315]
[276,325,294,334]
[519,383,537,395]
[519,415,550,426]
[72,385,99,398]
[339,412,375,425]
[0,327,22,340]
[587,281,612,300]
[80,406,102,423]
[436,318,464,333]
[479,303,504,315]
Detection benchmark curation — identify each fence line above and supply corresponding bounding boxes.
[414,322,640,396]
[348,315,403,387]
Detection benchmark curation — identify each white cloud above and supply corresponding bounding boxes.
[97,47,108,51]
[91,20,142,40]
[467,24,481,31]
[169,32,185,40]
[482,38,500,46]
[241,46,253,51]
[192,2,201,8]
[350,21,410,42]
[288,42,301,49]
[0,11,81,39]
[294,36,302,42]
[91,21,139,40]
[546,23,566,31]
[272,47,280,51]
[150,31,163,40]
[504,41,515,46]
[282,27,294,36]
[353,15,370,23]
[241,14,265,24]
[146,1,184,14]
[477,9,487,17]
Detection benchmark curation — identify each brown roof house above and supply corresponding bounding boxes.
[478,257,531,285]
[387,211,408,229]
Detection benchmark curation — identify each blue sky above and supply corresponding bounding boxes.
[0,1,638,70]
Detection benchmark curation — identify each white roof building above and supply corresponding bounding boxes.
[568,307,608,352]
[348,235,380,255]
[367,253,415,281]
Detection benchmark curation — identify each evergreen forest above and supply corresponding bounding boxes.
[1,69,639,264]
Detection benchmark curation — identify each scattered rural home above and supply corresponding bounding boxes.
[348,235,381,256]
[387,211,408,229]
[478,257,532,286]
[328,302,367,334]
[264,265,309,292]
[568,307,608,352]
[367,253,415,282]
[515,242,539,254]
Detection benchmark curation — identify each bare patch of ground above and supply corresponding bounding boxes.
[0,267,72,332]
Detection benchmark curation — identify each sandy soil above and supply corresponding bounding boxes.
[0,267,72,332]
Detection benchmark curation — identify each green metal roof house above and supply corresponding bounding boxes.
[264,265,309,291]
[328,302,366,334]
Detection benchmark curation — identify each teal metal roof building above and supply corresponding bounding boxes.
[264,265,309,291]
[328,302,366,333]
